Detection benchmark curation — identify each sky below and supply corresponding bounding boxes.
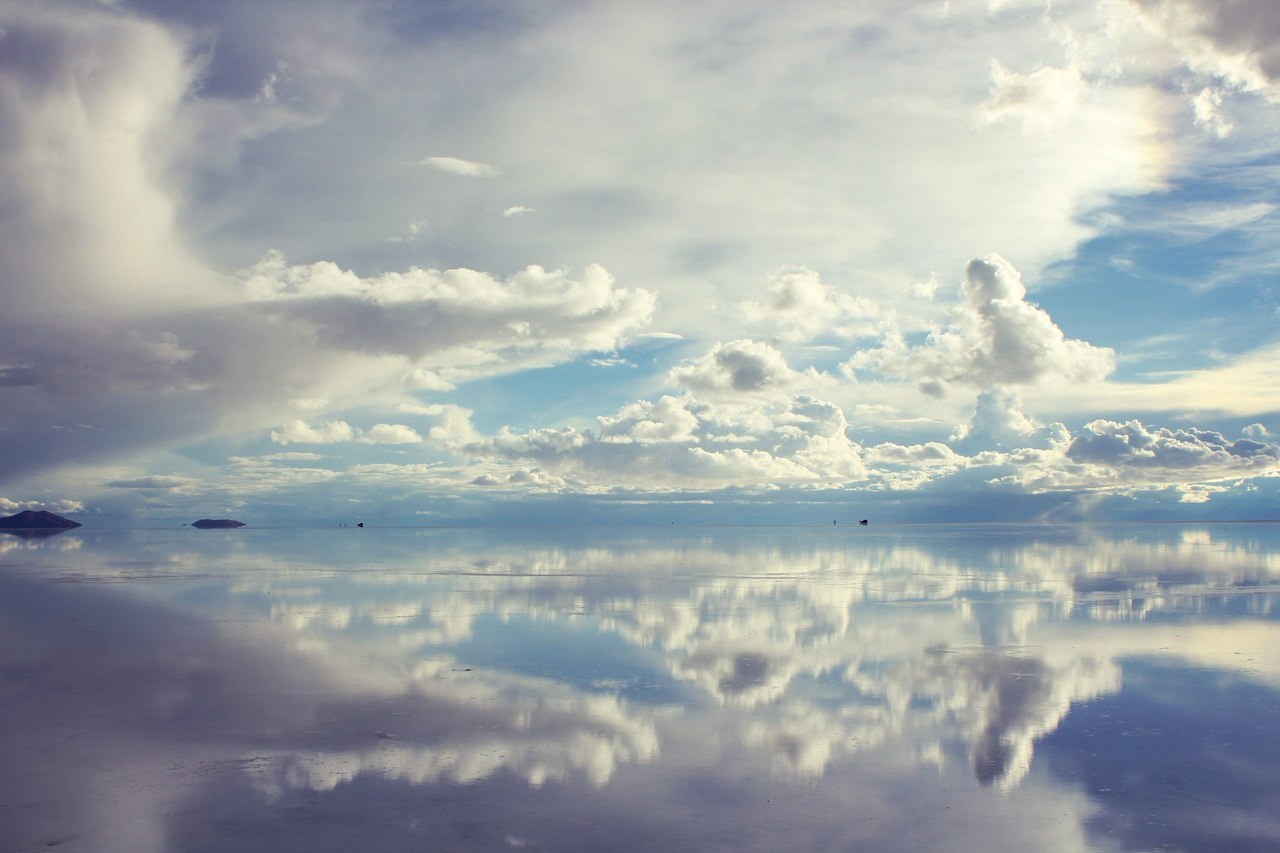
[1,0,1279,525]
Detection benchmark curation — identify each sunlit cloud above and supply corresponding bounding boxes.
[419,155,503,177]
[846,255,1116,394]
[1,0,1278,521]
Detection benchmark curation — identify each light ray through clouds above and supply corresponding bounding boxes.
[2,0,1280,522]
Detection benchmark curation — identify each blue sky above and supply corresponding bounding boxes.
[2,0,1279,524]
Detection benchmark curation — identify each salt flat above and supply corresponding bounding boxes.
[2,523,1278,852]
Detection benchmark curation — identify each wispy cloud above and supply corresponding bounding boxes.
[420,155,502,177]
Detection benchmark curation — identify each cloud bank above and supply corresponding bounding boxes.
[1,0,1278,520]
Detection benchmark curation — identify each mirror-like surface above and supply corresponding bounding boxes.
[2,524,1279,852]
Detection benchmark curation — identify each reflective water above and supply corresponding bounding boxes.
[2,524,1278,852]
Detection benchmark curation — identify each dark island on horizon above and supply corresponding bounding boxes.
[191,518,246,529]
[0,509,82,530]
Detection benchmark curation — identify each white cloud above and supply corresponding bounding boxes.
[0,239,652,485]
[950,390,1052,451]
[1118,200,1276,241]
[3,1,1280,520]
[1191,85,1234,136]
[165,0,1179,346]
[360,423,424,445]
[1063,341,1280,418]
[669,339,806,399]
[597,396,700,444]
[978,60,1088,133]
[989,417,1280,494]
[462,393,866,491]
[270,420,423,445]
[242,252,655,369]
[415,404,482,444]
[864,441,964,467]
[863,441,969,490]
[847,254,1116,393]
[471,468,566,489]
[0,5,219,324]
[420,155,503,177]
[271,420,356,445]
[0,498,85,514]
[738,268,881,342]
[1067,419,1277,469]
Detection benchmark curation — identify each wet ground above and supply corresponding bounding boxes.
[2,523,1278,851]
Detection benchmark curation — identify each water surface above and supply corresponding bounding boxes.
[2,523,1278,851]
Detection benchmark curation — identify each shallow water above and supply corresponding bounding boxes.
[2,523,1279,852]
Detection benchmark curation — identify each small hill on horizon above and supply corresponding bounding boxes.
[191,518,246,529]
[0,510,82,530]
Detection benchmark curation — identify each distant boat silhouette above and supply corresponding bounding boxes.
[860,519,869,526]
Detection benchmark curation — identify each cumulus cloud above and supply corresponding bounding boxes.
[668,339,805,399]
[360,424,424,445]
[847,254,1115,393]
[471,468,566,489]
[462,393,866,491]
[950,390,1058,452]
[242,252,656,369]
[270,420,423,445]
[863,441,969,490]
[0,498,85,514]
[1,250,651,484]
[1067,419,1277,468]
[738,268,881,342]
[270,420,356,445]
[1191,86,1234,136]
[0,6,666,490]
[988,417,1280,495]
[410,403,481,444]
[597,396,701,444]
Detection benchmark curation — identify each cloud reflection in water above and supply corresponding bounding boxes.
[2,524,1278,851]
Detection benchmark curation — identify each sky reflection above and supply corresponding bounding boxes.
[2,524,1278,851]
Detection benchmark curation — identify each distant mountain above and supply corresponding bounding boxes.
[191,518,246,529]
[0,510,82,530]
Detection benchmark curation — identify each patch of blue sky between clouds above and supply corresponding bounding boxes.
[1042,153,1280,383]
